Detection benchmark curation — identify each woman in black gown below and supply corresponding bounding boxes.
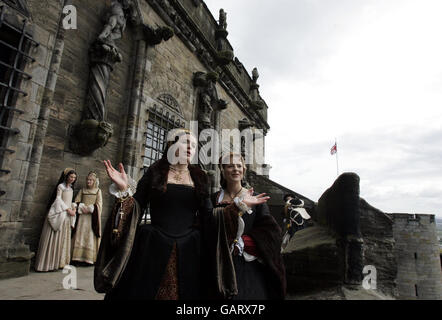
[94,129,269,300]
[210,153,286,300]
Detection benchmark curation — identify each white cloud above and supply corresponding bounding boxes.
[206,0,442,217]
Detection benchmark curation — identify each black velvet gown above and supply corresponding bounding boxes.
[105,184,202,300]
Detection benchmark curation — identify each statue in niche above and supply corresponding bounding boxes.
[238,118,253,160]
[199,86,214,128]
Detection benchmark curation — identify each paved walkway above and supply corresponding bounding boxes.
[0,266,394,300]
[0,265,104,300]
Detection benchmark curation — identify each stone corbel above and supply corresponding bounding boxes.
[238,117,254,132]
[142,24,174,45]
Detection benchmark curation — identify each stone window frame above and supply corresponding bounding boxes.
[0,4,38,197]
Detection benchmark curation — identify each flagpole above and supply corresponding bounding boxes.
[335,138,339,177]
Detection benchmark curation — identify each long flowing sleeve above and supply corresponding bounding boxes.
[201,194,243,299]
[47,184,69,231]
[94,168,151,293]
[92,189,102,238]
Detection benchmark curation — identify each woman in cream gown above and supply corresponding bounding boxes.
[34,168,77,272]
[72,171,102,265]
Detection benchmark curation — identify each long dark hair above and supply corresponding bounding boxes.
[46,169,78,211]
[147,129,209,199]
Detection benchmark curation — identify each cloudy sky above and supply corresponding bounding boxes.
[205,0,442,217]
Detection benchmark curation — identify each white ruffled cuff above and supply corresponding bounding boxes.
[109,177,137,199]
[233,196,253,214]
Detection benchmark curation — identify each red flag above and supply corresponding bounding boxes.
[330,143,337,155]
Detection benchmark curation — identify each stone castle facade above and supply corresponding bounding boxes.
[0,0,279,280]
[0,0,440,300]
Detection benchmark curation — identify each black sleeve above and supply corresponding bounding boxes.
[133,167,152,212]
[254,192,271,219]
[255,201,271,220]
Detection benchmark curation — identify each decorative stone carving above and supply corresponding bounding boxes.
[157,93,182,115]
[252,67,259,83]
[71,0,173,155]
[214,8,233,66]
[70,119,114,156]
[250,67,264,111]
[97,0,136,49]
[71,1,134,155]
[238,117,253,131]
[218,9,227,30]
[142,24,174,45]
[193,71,224,129]
[238,118,253,160]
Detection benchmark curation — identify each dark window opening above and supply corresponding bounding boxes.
[415,284,418,297]
[414,252,418,260]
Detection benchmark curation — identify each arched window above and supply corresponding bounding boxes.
[142,94,185,169]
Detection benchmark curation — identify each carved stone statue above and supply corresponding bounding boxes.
[252,67,259,83]
[198,80,220,130]
[219,9,227,30]
[193,71,222,130]
[98,0,129,48]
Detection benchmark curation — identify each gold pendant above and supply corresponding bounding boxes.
[173,172,182,182]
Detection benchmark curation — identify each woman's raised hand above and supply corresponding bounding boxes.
[103,160,128,191]
[242,187,270,208]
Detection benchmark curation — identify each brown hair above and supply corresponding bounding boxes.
[218,152,247,189]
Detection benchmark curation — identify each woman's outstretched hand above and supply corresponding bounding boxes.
[103,160,128,191]
[242,188,270,208]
